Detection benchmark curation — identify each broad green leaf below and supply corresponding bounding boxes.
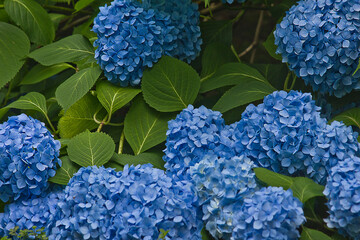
[263,31,282,61]
[0,108,8,121]
[105,161,124,171]
[200,63,268,93]
[213,81,276,113]
[110,152,165,170]
[96,81,141,116]
[75,0,95,11]
[67,130,115,167]
[6,92,47,116]
[28,34,94,66]
[0,9,9,22]
[56,66,102,110]
[58,94,106,139]
[49,156,79,185]
[291,177,325,203]
[21,63,73,85]
[330,108,360,129]
[0,22,30,90]
[254,168,294,190]
[301,227,332,240]
[4,0,55,45]
[200,20,233,46]
[201,42,237,78]
[201,228,213,240]
[124,97,175,155]
[142,56,200,112]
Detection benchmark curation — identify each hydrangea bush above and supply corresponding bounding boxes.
[1,0,360,239]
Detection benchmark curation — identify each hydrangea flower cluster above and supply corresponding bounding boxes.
[232,187,305,240]
[49,165,202,240]
[93,0,202,86]
[274,0,360,97]
[163,105,229,180]
[324,156,360,239]
[0,188,64,237]
[111,164,202,239]
[0,114,61,202]
[190,154,258,239]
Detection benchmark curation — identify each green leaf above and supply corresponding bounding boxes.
[0,22,30,90]
[55,66,102,110]
[49,156,79,185]
[200,20,233,46]
[263,31,282,61]
[110,152,165,170]
[67,130,115,167]
[96,81,141,116]
[201,228,213,240]
[21,63,73,85]
[291,177,325,203]
[6,92,47,116]
[105,161,124,171]
[213,81,276,113]
[28,34,94,66]
[142,56,200,112]
[201,42,237,78]
[330,108,360,129]
[58,93,106,139]
[200,63,268,93]
[254,168,294,190]
[124,97,175,155]
[301,227,332,240]
[4,0,55,45]
[74,0,95,11]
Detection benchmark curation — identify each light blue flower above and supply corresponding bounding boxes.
[190,154,258,239]
[231,187,305,240]
[274,0,360,97]
[0,114,61,202]
[324,156,360,239]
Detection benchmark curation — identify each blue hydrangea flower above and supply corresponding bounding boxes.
[190,154,258,239]
[0,188,64,237]
[163,105,231,180]
[111,164,202,240]
[93,0,202,86]
[93,0,175,86]
[222,0,246,3]
[0,114,61,202]
[274,0,360,97]
[324,156,360,239]
[48,166,121,239]
[232,187,305,240]
[149,0,202,63]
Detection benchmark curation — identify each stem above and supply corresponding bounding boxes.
[289,74,297,90]
[43,5,92,14]
[107,122,124,127]
[59,15,91,32]
[96,115,108,132]
[45,114,57,134]
[283,72,291,90]
[2,85,12,107]
[232,9,245,23]
[231,44,241,63]
[118,131,125,154]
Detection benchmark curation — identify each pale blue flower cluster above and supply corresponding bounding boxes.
[0,188,64,237]
[190,154,258,239]
[163,105,228,180]
[324,156,360,239]
[49,165,202,240]
[93,0,202,86]
[232,187,305,240]
[0,114,61,202]
[274,0,360,97]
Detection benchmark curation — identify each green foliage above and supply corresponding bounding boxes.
[109,152,165,170]
[0,22,30,90]
[20,63,73,85]
[67,130,115,167]
[330,108,360,129]
[2,226,48,240]
[300,227,332,240]
[49,156,79,185]
[142,56,200,112]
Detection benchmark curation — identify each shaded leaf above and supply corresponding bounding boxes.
[49,156,79,185]
[96,81,141,116]
[110,152,165,170]
[6,92,47,116]
[58,93,106,138]
[67,130,115,167]
[0,22,30,90]
[200,20,233,46]
[4,0,55,45]
[291,177,325,203]
[124,97,175,155]
[330,108,360,129]
[263,31,282,61]
[21,63,73,85]
[200,63,268,93]
[56,66,102,110]
[142,56,200,112]
[75,0,95,11]
[28,34,94,66]
[254,168,294,190]
[301,227,332,240]
[213,81,276,113]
